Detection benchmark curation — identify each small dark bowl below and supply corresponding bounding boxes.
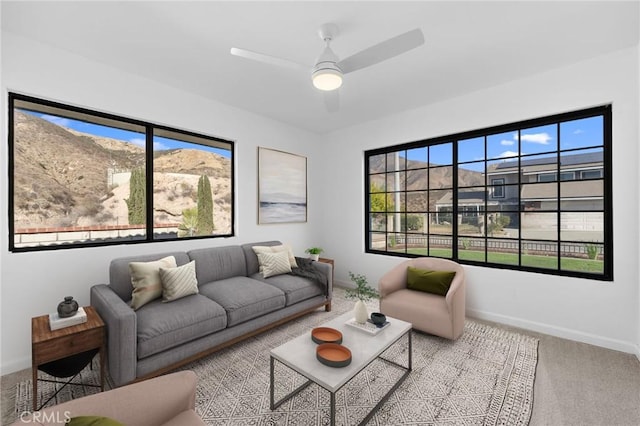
[370,312,387,326]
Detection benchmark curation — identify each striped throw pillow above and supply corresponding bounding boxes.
[159,260,199,302]
[257,250,292,278]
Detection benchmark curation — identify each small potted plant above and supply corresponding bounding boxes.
[305,247,324,261]
[345,272,380,324]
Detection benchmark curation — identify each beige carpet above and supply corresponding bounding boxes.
[9,290,538,425]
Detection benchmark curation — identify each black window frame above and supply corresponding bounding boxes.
[491,178,505,198]
[364,105,612,281]
[9,92,235,252]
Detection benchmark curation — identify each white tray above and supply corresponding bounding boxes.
[345,318,390,335]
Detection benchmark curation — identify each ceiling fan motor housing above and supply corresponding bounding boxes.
[312,45,343,91]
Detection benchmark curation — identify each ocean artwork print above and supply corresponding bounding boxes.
[258,147,307,224]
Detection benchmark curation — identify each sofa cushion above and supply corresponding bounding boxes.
[129,256,177,310]
[250,273,323,306]
[109,252,191,302]
[198,277,286,327]
[136,294,227,359]
[187,245,247,284]
[160,261,199,302]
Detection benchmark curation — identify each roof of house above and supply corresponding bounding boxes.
[492,151,603,173]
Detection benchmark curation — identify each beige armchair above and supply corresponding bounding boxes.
[379,257,466,340]
[13,371,205,426]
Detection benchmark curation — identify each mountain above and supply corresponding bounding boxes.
[368,155,485,210]
[12,110,231,231]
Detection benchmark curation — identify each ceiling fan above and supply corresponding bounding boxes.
[230,23,425,112]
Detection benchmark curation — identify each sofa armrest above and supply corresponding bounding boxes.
[311,261,333,297]
[15,371,201,426]
[90,284,137,387]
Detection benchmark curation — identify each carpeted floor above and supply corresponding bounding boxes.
[7,289,539,425]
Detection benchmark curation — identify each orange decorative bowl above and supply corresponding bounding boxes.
[316,343,352,368]
[311,327,343,345]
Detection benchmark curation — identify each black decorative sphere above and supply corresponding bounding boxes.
[370,312,386,326]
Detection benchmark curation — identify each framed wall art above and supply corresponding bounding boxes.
[258,147,307,224]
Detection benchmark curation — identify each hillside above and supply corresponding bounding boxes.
[368,155,485,210]
[13,110,231,233]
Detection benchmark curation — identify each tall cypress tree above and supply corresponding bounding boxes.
[197,175,214,235]
[125,167,146,225]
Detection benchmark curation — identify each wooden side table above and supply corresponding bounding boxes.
[31,306,105,411]
[318,257,334,311]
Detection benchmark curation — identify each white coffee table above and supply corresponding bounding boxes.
[269,311,412,426]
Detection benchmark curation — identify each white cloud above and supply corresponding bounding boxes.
[129,138,169,150]
[501,140,515,146]
[41,114,71,127]
[573,129,584,134]
[499,151,519,158]
[520,132,551,145]
[154,141,169,150]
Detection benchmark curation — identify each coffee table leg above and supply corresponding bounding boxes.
[330,391,336,426]
[269,356,275,410]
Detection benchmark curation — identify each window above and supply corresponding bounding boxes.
[365,106,612,280]
[491,178,505,198]
[9,93,234,251]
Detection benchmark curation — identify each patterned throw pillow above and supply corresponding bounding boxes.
[252,244,298,269]
[256,251,292,278]
[159,260,199,302]
[129,256,177,310]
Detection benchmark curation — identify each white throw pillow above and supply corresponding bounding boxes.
[256,251,292,278]
[159,260,199,302]
[129,256,177,310]
[253,244,298,270]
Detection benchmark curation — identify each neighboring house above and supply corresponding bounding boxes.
[435,151,604,233]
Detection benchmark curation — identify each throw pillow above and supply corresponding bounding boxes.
[406,266,456,296]
[160,260,199,302]
[66,416,124,426]
[256,250,292,278]
[253,244,298,269]
[129,256,177,310]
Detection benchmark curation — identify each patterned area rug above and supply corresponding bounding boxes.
[12,289,538,425]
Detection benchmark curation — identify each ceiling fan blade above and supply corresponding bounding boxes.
[230,47,306,71]
[324,90,340,113]
[337,28,425,74]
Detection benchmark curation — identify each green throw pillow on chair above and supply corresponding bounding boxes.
[66,416,124,426]
[406,266,456,296]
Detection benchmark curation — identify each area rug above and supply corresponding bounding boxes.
[12,289,538,425]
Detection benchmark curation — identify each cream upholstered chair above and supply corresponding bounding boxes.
[379,257,466,340]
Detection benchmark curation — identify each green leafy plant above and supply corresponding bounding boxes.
[585,243,600,260]
[305,247,324,255]
[344,272,380,302]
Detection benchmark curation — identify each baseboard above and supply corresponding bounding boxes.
[1,356,31,376]
[467,308,639,356]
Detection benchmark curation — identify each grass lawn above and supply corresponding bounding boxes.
[399,248,603,273]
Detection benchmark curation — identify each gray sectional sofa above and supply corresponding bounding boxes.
[90,241,332,387]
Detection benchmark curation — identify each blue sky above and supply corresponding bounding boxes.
[20,109,231,158]
[403,116,603,171]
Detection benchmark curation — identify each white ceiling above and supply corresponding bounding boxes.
[2,1,639,134]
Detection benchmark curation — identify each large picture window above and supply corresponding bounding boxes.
[9,93,234,251]
[365,106,612,280]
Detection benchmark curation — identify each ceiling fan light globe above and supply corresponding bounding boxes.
[312,69,343,91]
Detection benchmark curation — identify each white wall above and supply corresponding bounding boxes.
[0,32,323,374]
[319,46,640,355]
